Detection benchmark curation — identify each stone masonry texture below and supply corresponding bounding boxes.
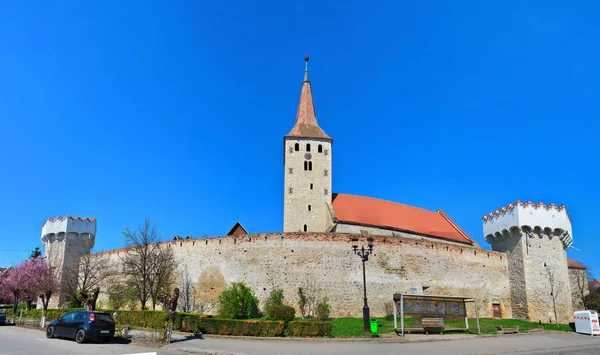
[91,232,512,319]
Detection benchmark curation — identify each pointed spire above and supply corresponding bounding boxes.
[285,56,332,142]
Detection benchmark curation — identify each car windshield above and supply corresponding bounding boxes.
[94,313,113,322]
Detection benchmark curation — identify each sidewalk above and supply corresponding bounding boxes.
[163,331,600,355]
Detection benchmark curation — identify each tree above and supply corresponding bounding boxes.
[80,287,100,311]
[573,267,590,309]
[545,266,563,327]
[107,282,137,310]
[297,287,307,318]
[160,287,180,343]
[0,265,26,323]
[218,282,259,319]
[29,247,42,260]
[31,258,57,327]
[63,248,111,307]
[178,267,196,312]
[264,288,284,319]
[122,218,176,310]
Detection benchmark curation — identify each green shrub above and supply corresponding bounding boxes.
[297,287,307,318]
[268,305,295,322]
[287,321,332,337]
[264,288,284,318]
[316,297,330,321]
[218,282,259,319]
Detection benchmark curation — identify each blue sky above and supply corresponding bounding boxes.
[0,1,597,278]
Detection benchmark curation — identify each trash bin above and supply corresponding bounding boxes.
[370,319,378,334]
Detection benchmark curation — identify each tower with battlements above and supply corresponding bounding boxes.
[283,56,333,233]
[483,201,573,323]
[40,216,96,308]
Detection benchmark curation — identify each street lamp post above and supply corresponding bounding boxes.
[352,236,374,333]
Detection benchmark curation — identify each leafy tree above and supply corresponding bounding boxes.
[218,282,259,319]
[107,283,137,310]
[63,248,112,307]
[29,247,42,259]
[264,288,284,319]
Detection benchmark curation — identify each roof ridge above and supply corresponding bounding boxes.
[335,193,440,214]
[438,209,475,244]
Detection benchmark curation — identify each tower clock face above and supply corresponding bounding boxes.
[304,153,312,160]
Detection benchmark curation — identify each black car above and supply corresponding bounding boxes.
[46,311,115,343]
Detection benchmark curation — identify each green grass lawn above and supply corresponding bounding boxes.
[330,316,573,337]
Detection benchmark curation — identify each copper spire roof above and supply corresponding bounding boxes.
[285,56,332,142]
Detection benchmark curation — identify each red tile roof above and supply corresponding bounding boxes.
[589,280,600,289]
[331,193,476,245]
[285,58,331,142]
[567,258,587,270]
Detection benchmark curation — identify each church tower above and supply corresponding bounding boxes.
[284,56,333,232]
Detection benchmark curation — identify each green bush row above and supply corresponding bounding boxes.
[10,308,330,337]
[286,321,332,337]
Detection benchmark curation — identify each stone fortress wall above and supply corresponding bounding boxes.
[91,232,513,319]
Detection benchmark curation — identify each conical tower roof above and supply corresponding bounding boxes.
[285,56,332,142]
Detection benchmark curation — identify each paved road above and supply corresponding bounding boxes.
[1,325,599,355]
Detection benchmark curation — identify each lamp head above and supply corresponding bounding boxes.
[367,237,374,251]
[351,236,359,252]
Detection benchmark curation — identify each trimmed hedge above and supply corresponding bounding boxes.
[11,308,286,337]
[286,321,332,337]
[176,314,284,337]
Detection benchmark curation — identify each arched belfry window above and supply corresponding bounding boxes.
[304,161,308,170]
[318,145,323,153]
[306,144,311,152]
[309,161,313,171]
[304,224,308,232]
[294,143,299,151]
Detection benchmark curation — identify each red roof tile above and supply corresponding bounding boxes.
[331,193,476,245]
[567,258,587,270]
[589,280,600,289]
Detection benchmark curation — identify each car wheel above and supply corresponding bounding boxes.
[46,326,55,339]
[75,329,86,344]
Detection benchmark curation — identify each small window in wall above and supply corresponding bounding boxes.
[304,161,308,170]
[303,224,308,232]
[310,183,313,189]
[306,144,311,152]
[308,205,311,211]
[309,161,313,170]
[294,143,299,151]
[318,144,323,153]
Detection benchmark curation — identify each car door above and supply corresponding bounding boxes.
[54,312,75,336]
[67,312,87,338]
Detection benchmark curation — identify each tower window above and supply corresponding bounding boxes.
[303,224,308,232]
[318,145,323,153]
[294,143,299,151]
[306,144,311,152]
[304,161,308,170]
[309,161,313,170]
[308,205,311,211]
[310,183,313,189]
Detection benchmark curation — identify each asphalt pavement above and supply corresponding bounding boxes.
[1,324,599,355]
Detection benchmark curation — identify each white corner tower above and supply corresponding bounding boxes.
[41,216,96,308]
[483,201,573,323]
[283,56,333,233]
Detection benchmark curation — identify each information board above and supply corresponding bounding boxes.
[397,299,466,316]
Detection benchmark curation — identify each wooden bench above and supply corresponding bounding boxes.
[496,325,519,334]
[422,317,445,334]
